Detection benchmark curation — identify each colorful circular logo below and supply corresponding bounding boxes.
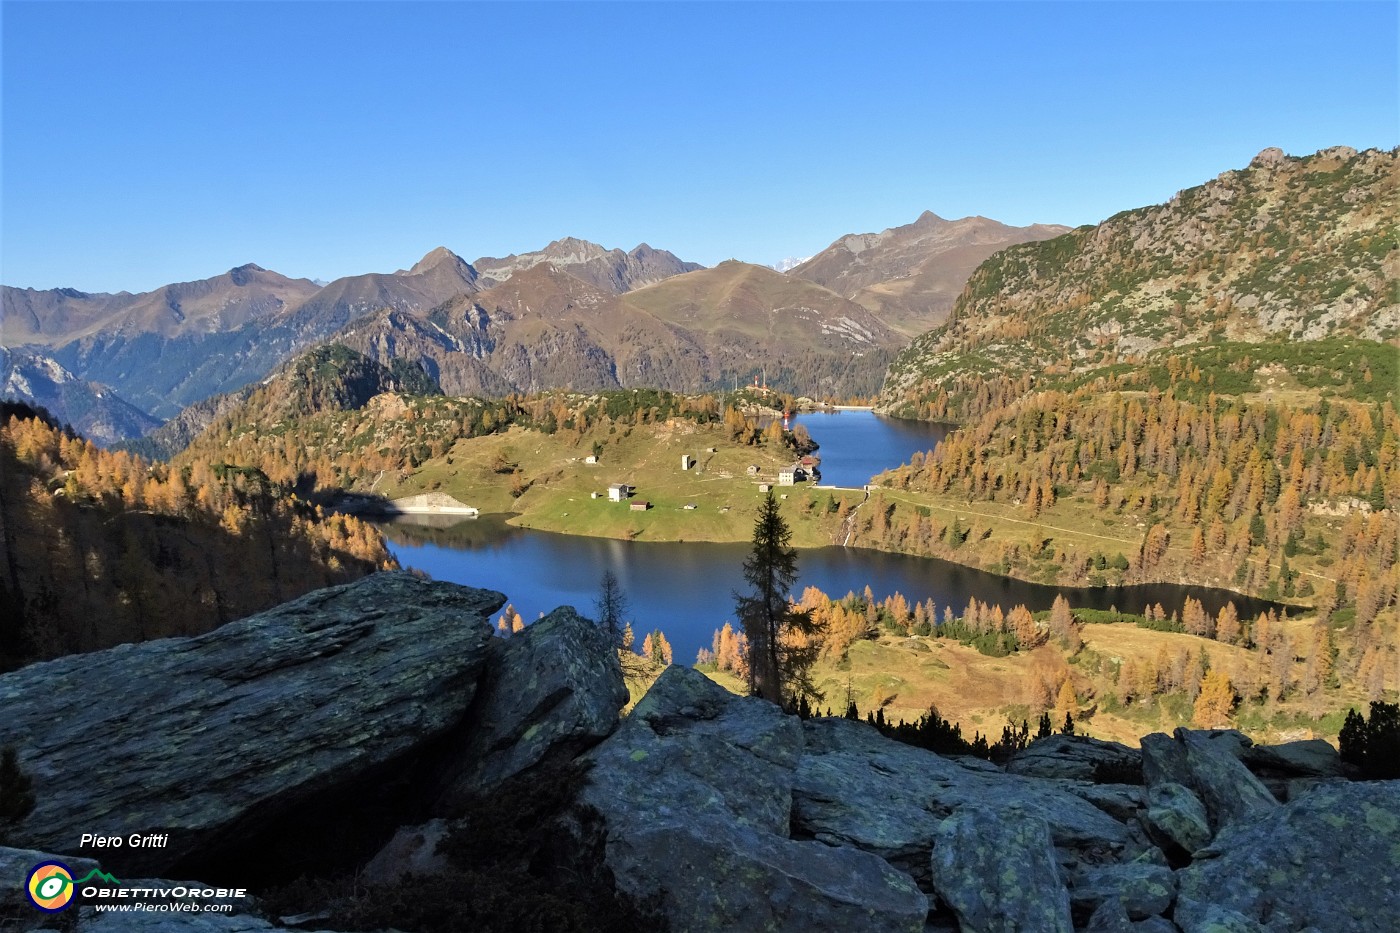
[26,861,76,912]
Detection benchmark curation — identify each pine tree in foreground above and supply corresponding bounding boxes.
[734,491,821,706]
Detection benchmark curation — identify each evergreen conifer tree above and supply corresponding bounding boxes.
[734,491,821,705]
[594,569,629,648]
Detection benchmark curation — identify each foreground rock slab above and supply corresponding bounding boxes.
[793,717,1139,884]
[1175,781,1400,933]
[929,804,1073,933]
[0,573,501,875]
[1007,734,1142,783]
[580,666,928,933]
[436,605,628,807]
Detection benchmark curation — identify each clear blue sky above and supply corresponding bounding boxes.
[3,1,1396,293]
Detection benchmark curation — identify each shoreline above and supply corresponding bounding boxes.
[383,507,1292,617]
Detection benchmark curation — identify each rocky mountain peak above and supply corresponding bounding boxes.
[409,246,469,276]
[473,238,701,295]
[227,263,268,286]
[790,209,1071,337]
[541,237,613,263]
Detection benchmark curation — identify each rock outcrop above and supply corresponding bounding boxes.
[1007,734,1142,783]
[579,666,929,933]
[793,718,1141,885]
[1141,729,1279,839]
[3,577,1395,933]
[1175,781,1400,933]
[437,605,628,807]
[1238,737,1344,778]
[0,573,501,875]
[929,804,1074,933]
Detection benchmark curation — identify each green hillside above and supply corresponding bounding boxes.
[881,146,1398,419]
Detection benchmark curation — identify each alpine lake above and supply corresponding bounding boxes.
[379,410,1281,664]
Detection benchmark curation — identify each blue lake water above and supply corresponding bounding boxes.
[790,410,951,487]
[380,411,1280,664]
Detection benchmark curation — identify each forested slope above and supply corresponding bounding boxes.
[0,402,394,670]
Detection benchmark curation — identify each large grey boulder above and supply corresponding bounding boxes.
[928,804,1074,933]
[1007,734,1142,783]
[584,664,803,833]
[793,717,1139,884]
[1141,730,1277,837]
[579,666,928,933]
[1144,782,1212,855]
[436,605,628,808]
[1070,861,1177,922]
[1239,738,1344,778]
[1062,782,1146,823]
[0,573,500,875]
[1175,781,1400,933]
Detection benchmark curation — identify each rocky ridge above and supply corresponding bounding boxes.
[1,574,1396,932]
[790,210,1070,338]
[9,250,477,421]
[472,237,703,293]
[0,346,161,445]
[880,145,1399,414]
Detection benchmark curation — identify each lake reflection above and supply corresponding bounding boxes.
[382,513,1282,668]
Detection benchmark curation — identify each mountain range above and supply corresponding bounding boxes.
[5,215,1059,436]
[1,263,321,346]
[12,144,1390,448]
[331,257,903,400]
